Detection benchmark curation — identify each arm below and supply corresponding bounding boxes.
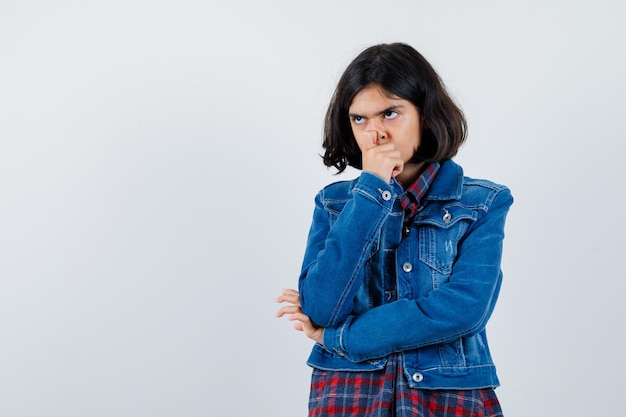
[298,172,396,328]
[322,187,514,362]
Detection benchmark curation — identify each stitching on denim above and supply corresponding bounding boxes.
[328,205,389,325]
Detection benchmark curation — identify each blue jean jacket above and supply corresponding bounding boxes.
[298,159,513,390]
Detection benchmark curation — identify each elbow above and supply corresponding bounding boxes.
[298,269,355,328]
[298,272,339,328]
[299,281,348,328]
[455,304,493,338]
[299,292,338,328]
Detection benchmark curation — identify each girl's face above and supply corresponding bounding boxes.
[348,84,424,183]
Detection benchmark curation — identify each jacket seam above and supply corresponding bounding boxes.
[327,198,390,325]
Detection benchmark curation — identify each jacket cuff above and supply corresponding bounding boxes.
[322,316,353,358]
[353,172,399,209]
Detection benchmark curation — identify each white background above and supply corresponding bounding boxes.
[1,1,624,416]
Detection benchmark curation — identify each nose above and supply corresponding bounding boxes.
[366,120,387,144]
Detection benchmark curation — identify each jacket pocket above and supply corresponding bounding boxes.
[415,204,477,277]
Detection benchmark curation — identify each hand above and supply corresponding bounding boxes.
[360,131,404,183]
[275,288,324,345]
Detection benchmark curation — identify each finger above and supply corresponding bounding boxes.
[275,293,291,303]
[364,142,396,154]
[289,316,311,334]
[362,130,378,147]
[276,294,301,307]
[276,305,302,318]
[289,311,313,326]
[275,289,301,306]
[275,305,301,317]
[277,288,300,301]
[374,142,396,151]
[391,161,404,178]
[371,131,379,145]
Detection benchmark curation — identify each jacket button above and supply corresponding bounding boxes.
[381,190,392,201]
[332,348,345,357]
[412,372,424,383]
[402,262,412,272]
[443,210,452,223]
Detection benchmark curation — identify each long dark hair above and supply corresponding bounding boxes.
[323,43,467,173]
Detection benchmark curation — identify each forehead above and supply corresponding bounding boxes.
[349,84,405,112]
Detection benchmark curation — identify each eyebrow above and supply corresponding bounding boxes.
[348,105,404,119]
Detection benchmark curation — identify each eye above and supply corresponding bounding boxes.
[384,111,398,120]
[352,115,366,125]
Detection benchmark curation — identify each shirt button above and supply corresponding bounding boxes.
[381,190,392,201]
[402,262,413,272]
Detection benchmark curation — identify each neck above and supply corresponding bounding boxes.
[396,162,426,189]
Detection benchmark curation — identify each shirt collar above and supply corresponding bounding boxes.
[400,161,441,223]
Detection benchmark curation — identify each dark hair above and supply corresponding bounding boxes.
[323,43,467,173]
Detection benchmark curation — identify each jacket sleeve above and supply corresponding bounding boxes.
[322,186,514,362]
[298,173,395,328]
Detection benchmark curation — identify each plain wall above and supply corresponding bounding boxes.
[1,1,624,416]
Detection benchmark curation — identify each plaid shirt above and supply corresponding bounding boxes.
[309,353,502,416]
[399,162,440,234]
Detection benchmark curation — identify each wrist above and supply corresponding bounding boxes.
[317,328,325,345]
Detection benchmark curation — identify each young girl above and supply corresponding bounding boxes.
[276,42,513,417]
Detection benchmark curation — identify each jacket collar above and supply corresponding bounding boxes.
[351,159,463,201]
[423,159,463,202]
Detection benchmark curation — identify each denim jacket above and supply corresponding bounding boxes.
[298,159,513,390]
